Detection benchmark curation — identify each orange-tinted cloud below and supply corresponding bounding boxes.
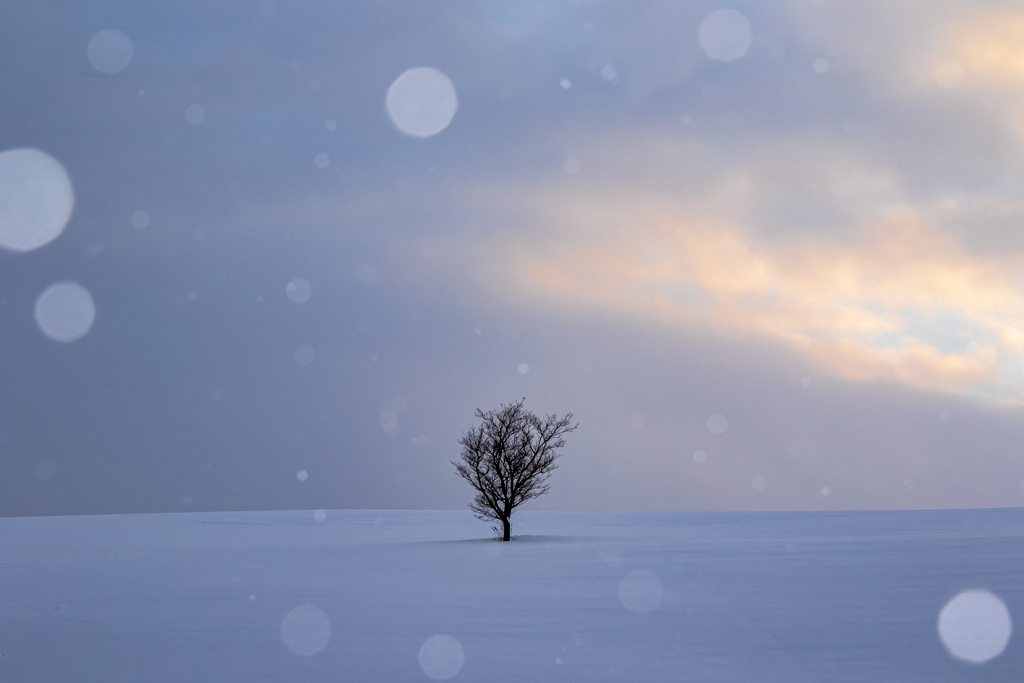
[482,193,1024,403]
[949,9,1024,84]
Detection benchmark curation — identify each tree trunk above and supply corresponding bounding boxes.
[502,517,511,542]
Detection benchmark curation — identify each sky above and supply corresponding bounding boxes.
[3,0,1024,516]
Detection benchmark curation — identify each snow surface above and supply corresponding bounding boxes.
[2,508,1022,681]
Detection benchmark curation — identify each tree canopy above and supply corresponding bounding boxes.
[453,399,576,541]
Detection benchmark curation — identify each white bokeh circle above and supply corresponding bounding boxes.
[294,345,315,366]
[386,67,458,138]
[936,62,964,89]
[698,9,753,62]
[35,460,57,481]
[131,210,151,229]
[35,281,96,343]
[618,569,663,614]
[286,277,312,303]
[185,104,206,124]
[938,590,1012,664]
[87,29,133,74]
[280,604,332,656]
[418,634,465,680]
[0,148,75,253]
[706,414,728,435]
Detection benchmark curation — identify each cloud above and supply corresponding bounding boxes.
[942,6,1024,142]
[469,168,1024,403]
[949,8,1024,85]
[9,0,1024,515]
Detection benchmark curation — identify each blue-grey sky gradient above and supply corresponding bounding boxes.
[3,0,1024,516]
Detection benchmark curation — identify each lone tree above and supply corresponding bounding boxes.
[453,398,577,541]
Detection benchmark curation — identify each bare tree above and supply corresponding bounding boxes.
[453,398,577,541]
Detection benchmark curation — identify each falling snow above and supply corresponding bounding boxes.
[378,410,398,437]
[618,569,663,614]
[705,414,728,435]
[131,210,151,229]
[698,9,753,62]
[280,604,331,656]
[418,634,465,680]
[935,62,963,88]
[386,67,458,138]
[35,281,96,343]
[35,460,56,481]
[0,148,75,253]
[5,6,1024,678]
[87,29,133,74]
[184,104,206,124]
[294,345,315,366]
[937,590,1013,663]
[285,277,312,304]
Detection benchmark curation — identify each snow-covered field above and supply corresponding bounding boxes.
[2,508,1021,681]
